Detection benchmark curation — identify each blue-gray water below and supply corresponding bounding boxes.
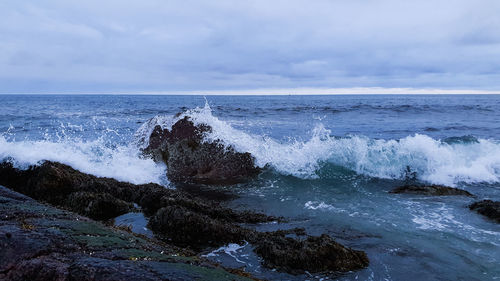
[1,94,499,280]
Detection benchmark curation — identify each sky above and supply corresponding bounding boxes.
[1,0,500,94]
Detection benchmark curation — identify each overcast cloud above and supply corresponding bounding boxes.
[1,0,500,93]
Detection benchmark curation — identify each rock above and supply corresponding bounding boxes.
[253,232,369,274]
[0,185,254,281]
[0,161,369,275]
[0,161,274,224]
[469,200,500,223]
[66,192,133,221]
[3,254,70,281]
[144,116,261,184]
[389,185,473,196]
[149,205,370,274]
[149,206,248,250]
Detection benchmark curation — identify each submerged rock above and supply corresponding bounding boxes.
[253,232,369,274]
[469,200,500,223]
[390,185,473,196]
[0,161,369,275]
[143,116,261,184]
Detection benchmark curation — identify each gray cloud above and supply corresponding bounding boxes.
[1,0,500,93]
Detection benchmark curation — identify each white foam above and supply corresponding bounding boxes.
[202,242,248,264]
[177,102,336,178]
[304,201,338,211]
[0,136,166,185]
[324,134,500,186]
[408,202,500,244]
[138,102,500,186]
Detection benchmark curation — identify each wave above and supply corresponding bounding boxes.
[137,102,500,186]
[3,102,500,187]
[0,136,166,185]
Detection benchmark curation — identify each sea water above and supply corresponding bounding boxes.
[1,94,499,280]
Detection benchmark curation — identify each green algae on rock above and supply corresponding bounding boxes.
[0,185,257,281]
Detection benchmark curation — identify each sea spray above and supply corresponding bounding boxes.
[0,135,166,185]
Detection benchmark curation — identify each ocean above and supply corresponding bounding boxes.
[1,94,499,280]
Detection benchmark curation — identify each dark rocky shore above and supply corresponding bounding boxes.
[0,185,254,281]
[0,159,368,279]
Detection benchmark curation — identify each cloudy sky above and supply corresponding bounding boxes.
[1,0,500,93]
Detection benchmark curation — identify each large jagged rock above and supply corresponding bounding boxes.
[469,200,500,223]
[144,116,261,184]
[0,161,369,275]
[390,185,474,196]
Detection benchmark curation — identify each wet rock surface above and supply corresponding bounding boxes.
[0,160,369,275]
[390,185,474,196]
[149,205,249,250]
[0,185,254,281]
[253,230,369,274]
[67,191,133,221]
[144,116,261,184]
[469,200,500,223]
[0,161,272,223]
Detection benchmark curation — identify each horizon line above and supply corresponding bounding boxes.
[1,87,500,95]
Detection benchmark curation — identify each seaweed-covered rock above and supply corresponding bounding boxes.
[253,232,369,274]
[149,204,370,274]
[0,161,369,275]
[0,161,272,224]
[144,116,261,184]
[66,192,133,220]
[469,200,500,223]
[149,206,248,249]
[390,185,473,196]
[0,185,254,281]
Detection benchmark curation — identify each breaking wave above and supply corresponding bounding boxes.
[137,102,500,186]
[2,102,500,187]
[0,136,166,185]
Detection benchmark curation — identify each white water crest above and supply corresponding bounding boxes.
[5,102,498,187]
[0,135,166,185]
[137,102,500,186]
